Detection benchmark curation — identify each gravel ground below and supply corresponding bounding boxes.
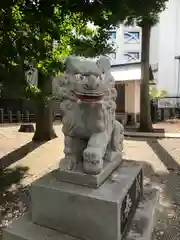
[1,129,180,239]
[0,183,30,239]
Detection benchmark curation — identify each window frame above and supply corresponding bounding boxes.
[124,51,140,63]
[124,31,140,44]
[108,31,117,41]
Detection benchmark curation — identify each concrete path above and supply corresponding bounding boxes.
[0,124,64,186]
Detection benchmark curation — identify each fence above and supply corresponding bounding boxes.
[0,109,36,123]
[0,98,62,123]
[0,98,36,113]
[0,98,35,123]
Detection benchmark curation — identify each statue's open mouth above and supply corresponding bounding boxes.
[74,91,104,102]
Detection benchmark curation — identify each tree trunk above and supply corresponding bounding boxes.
[32,71,57,141]
[139,24,153,132]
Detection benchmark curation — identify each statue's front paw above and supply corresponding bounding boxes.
[59,157,76,171]
[83,148,103,175]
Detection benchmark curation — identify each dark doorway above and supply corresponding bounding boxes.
[115,83,125,113]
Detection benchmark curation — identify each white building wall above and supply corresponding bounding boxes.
[108,24,142,65]
[150,25,159,66]
[150,0,180,96]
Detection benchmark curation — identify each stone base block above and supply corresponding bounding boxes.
[58,152,122,188]
[31,161,143,240]
[3,188,158,240]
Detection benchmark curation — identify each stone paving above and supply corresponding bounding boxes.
[0,124,64,185]
[0,124,180,239]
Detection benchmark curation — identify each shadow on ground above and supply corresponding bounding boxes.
[0,141,45,169]
[125,136,180,171]
[0,166,29,194]
[146,139,180,171]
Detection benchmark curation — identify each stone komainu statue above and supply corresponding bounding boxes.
[59,56,124,175]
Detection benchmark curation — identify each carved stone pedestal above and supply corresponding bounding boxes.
[58,151,122,188]
[3,161,158,240]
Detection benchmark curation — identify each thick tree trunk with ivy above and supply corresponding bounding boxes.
[32,71,57,141]
[139,24,153,132]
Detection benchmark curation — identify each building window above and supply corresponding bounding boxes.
[124,31,140,43]
[124,52,140,63]
[108,31,116,41]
